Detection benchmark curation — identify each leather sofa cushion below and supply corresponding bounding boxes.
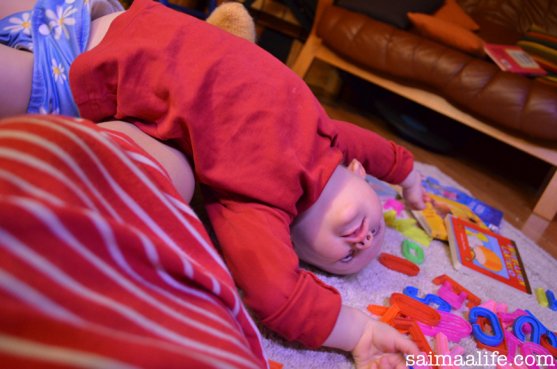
[317,5,557,141]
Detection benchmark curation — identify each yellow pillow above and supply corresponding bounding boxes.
[434,0,479,31]
[408,12,485,56]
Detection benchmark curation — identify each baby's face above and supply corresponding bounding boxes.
[291,162,385,275]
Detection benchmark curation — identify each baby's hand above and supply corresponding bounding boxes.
[323,306,418,368]
[400,168,426,210]
[352,319,419,369]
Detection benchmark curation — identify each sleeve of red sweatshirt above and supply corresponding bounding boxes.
[327,119,414,184]
[205,198,342,348]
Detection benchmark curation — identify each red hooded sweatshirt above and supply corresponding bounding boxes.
[70,0,413,348]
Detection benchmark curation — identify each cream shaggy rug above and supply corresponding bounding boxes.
[261,162,557,369]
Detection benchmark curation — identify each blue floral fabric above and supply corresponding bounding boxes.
[0,10,34,51]
[1,0,93,116]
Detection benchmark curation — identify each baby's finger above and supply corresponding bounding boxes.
[376,354,407,369]
[394,336,420,357]
[403,187,425,210]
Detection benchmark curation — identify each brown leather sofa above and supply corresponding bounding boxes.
[292,0,557,219]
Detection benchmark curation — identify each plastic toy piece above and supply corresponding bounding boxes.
[384,209,398,227]
[268,360,283,369]
[417,310,472,342]
[432,274,481,308]
[469,307,505,347]
[403,286,451,312]
[384,198,405,215]
[434,332,462,369]
[367,303,434,355]
[520,341,555,368]
[402,240,425,265]
[513,315,543,344]
[480,300,508,314]
[389,293,441,326]
[437,281,467,310]
[541,335,557,357]
[498,309,528,330]
[480,300,497,311]
[514,310,557,355]
[380,304,401,324]
[504,330,523,362]
[542,331,557,351]
[367,304,388,317]
[546,289,557,311]
[526,310,557,348]
[475,316,508,355]
[391,317,433,355]
[383,211,432,247]
[434,332,450,356]
[379,253,420,276]
[404,227,433,248]
[503,330,556,365]
[535,287,549,308]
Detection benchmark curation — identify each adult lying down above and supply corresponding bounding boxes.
[0,114,266,368]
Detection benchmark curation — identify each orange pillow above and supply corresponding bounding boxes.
[407,12,485,56]
[434,0,479,31]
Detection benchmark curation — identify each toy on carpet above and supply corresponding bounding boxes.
[384,209,432,247]
[384,198,406,215]
[378,252,421,276]
[402,239,425,265]
[418,309,472,343]
[547,290,557,311]
[367,275,557,369]
[376,175,556,366]
[403,286,452,312]
[537,288,550,308]
[535,288,557,312]
[437,281,468,310]
[268,359,283,369]
[432,275,481,309]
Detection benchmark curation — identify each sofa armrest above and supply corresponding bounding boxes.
[309,0,334,36]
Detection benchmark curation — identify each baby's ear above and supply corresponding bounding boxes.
[347,159,366,178]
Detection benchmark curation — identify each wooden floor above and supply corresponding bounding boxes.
[316,93,557,260]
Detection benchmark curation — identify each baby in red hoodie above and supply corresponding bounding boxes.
[1,0,425,367]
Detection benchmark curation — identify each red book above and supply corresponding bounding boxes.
[484,43,547,76]
[445,215,532,294]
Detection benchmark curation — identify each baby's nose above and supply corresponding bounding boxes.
[353,232,373,250]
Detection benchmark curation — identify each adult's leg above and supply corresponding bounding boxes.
[0,0,36,19]
[86,11,123,51]
[0,1,124,118]
[0,115,266,369]
[0,44,33,118]
[0,0,35,118]
[98,121,196,203]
